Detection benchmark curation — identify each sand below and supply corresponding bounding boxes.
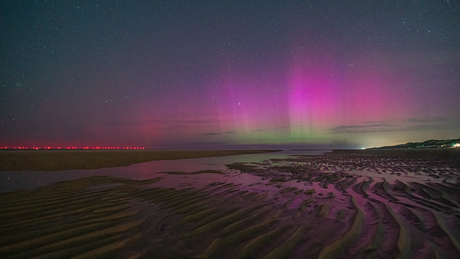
[0,149,459,258]
[0,150,278,171]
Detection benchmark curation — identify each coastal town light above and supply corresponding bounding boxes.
[1,146,145,150]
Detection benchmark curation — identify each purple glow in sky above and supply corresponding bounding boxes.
[1,1,459,149]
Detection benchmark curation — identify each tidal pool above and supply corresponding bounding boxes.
[0,150,327,193]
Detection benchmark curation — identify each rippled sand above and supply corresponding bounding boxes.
[1,149,459,258]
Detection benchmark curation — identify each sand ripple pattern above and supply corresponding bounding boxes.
[0,149,459,258]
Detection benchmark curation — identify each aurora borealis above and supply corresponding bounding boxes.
[1,1,459,149]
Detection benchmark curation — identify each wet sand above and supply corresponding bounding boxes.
[0,149,459,258]
[0,150,278,171]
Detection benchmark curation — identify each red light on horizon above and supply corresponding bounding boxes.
[3,145,144,150]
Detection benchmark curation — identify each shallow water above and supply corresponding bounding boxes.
[0,150,327,193]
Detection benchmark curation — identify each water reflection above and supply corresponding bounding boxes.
[0,150,327,193]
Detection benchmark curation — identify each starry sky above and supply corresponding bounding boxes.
[1,0,459,149]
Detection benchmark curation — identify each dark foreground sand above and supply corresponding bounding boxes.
[0,149,459,258]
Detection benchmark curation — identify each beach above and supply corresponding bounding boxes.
[0,149,459,258]
[0,150,278,171]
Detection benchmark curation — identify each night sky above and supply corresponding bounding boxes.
[1,0,459,149]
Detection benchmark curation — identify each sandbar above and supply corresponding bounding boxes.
[0,150,279,171]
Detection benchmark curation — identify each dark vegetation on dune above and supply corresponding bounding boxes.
[373,138,460,149]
